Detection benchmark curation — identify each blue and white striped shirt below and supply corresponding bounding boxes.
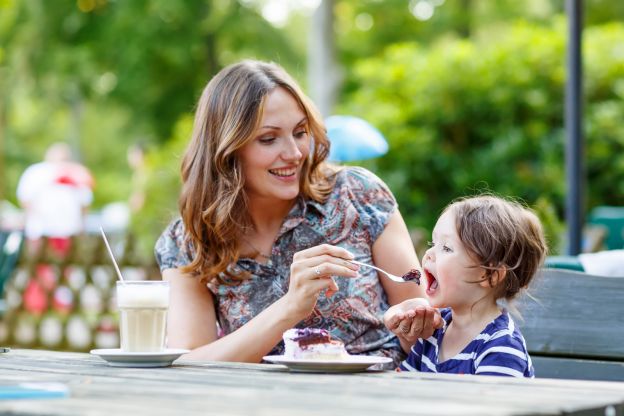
[399,308,534,377]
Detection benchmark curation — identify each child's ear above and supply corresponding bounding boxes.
[479,267,507,288]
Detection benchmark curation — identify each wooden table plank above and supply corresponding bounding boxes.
[2,350,624,416]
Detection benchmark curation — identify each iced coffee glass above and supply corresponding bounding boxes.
[116,281,170,352]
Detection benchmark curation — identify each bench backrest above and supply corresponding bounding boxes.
[517,268,624,380]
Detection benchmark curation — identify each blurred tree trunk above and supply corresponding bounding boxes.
[458,0,472,38]
[69,87,84,162]
[202,1,219,78]
[307,0,340,117]
[204,32,219,77]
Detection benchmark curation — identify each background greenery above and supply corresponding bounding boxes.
[341,20,624,252]
[1,0,623,260]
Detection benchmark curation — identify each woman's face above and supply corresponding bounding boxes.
[239,87,311,203]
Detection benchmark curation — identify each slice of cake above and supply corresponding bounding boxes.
[283,328,349,360]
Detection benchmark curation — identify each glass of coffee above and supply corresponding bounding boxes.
[116,281,170,352]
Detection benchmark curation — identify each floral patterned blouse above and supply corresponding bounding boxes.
[155,166,404,366]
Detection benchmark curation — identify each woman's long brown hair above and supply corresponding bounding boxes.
[179,60,335,284]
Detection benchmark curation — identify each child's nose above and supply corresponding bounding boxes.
[424,247,434,262]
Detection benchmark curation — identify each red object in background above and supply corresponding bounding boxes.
[23,280,47,315]
[48,237,71,257]
[23,264,65,315]
[55,162,94,189]
[35,265,57,291]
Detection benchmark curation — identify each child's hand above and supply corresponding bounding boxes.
[384,298,443,348]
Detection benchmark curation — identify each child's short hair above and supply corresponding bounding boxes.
[444,195,547,301]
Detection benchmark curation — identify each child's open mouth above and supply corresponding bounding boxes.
[424,269,439,296]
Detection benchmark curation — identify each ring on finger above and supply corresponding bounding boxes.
[315,267,322,276]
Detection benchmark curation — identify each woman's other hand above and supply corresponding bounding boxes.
[286,244,359,317]
[384,298,443,351]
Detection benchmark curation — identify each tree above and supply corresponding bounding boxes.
[0,0,300,208]
[339,21,624,253]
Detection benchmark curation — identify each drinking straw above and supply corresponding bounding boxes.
[99,227,125,283]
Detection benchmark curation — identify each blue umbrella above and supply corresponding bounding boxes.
[325,115,389,162]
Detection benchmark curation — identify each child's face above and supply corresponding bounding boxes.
[422,210,490,311]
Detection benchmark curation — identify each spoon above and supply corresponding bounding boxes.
[349,260,421,284]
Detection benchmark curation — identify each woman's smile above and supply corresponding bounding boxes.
[268,165,299,181]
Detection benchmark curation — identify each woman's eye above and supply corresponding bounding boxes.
[294,130,307,139]
[259,136,276,144]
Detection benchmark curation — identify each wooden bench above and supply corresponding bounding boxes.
[517,268,624,381]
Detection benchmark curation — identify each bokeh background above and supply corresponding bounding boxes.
[0,0,623,350]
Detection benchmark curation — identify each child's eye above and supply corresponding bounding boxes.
[442,245,452,253]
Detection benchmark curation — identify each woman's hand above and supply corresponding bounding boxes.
[285,244,359,318]
[384,298,443,349]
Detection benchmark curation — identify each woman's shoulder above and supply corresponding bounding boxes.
[160,217,186,240]
[333,166,388,191]
[324,166,395,208]
[154,218,193,270]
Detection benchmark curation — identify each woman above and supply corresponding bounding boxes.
[155,60,440,365]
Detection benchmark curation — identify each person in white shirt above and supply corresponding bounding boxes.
[17,142,93,241]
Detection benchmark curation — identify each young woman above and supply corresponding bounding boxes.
[155,60,441,365]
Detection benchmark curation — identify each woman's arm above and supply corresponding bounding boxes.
[163,268,218,351]
[372,210,424,304]
[164,244,358,363]
[165,267,299,362]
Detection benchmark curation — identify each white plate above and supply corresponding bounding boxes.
[263,355,392,373]
[90,348,190,368]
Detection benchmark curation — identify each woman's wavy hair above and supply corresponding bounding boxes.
[179,60,335,284]
[445,195,548,302]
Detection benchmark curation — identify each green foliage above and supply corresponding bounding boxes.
[336,0,624,73]
[2,0,623,258]
[129,115,192,260]
[0,0,302,206]
[339,21,624,253]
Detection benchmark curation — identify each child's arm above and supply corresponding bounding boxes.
[384,298,442,353]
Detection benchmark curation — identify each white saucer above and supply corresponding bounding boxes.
[90,348,190,368]
[263,355,392,373]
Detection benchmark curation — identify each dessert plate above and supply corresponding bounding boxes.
[90,348,190,368]
[262,355,392,373]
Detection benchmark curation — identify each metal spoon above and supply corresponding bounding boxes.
[349,260,421,284]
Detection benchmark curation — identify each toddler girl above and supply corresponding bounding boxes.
[385,195,547,377]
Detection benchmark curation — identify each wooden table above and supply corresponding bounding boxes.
[2,349,624,415]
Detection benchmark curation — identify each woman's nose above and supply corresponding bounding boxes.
[281,137,303,161]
